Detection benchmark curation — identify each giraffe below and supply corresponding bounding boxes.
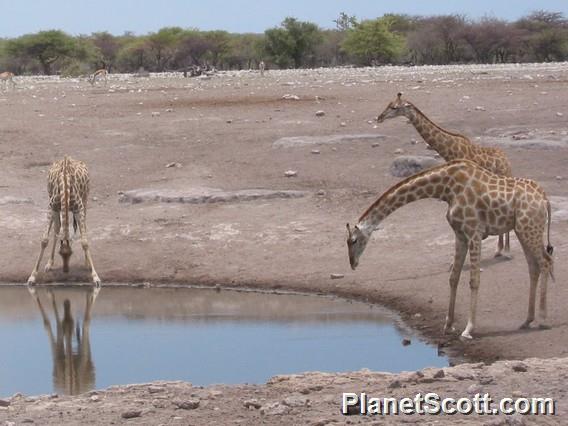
[377,93,513,257]
[27,286,99,395]
[27,156,101,286]
[346,160,554,339]
[89,68,108,86]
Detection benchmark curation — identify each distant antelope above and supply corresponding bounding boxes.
[259,61,265,77]
[0,71,16,90]
[89,68,108,86]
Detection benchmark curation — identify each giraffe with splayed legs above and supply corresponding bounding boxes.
[347,160,554,339]
[377,93,513,257]
[27,156,101,287]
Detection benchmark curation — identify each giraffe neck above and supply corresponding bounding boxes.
[404,105,469,161]
[358,165,450,234]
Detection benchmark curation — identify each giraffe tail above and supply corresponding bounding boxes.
[545,199,555,282]
[546,199,553,256]
[61,156,71,239]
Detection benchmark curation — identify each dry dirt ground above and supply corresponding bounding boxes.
[0,63,567,424]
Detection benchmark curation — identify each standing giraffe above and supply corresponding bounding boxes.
[347,160,554,339]
[27,156,101,286]
[377,93,513,256]
[0,71,16,90]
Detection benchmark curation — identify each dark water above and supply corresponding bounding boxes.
[0,286,446,397]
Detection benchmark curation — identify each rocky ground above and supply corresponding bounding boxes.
[1,357,565,424]
[0,63,567,424]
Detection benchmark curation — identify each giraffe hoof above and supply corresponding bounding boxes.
[519,321,532,330]
[459,332,473,341]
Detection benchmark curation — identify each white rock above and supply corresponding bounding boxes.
[315,110,325,117]
[474,106,486,111]
[284,170,298,177]
[151,111,160,117]
[390,155,441,177]
[260,401,291,416]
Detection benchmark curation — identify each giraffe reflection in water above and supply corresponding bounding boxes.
[27,286,100,395]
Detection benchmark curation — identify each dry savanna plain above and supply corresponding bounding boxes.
[1,63,568,424]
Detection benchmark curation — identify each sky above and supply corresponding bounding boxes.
[0,0,567,37]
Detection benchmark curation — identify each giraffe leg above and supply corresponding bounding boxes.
[27,210,54,285]
[519,254,539,329]
[516,220,551,330]
[505,232,511,253]
[75,212,90,268]
[444,233,468,334]
[45,213,61,272]
[461,236,481,340]
[76,210,101,287]
[537,253,553,329]
[495,234,504,257]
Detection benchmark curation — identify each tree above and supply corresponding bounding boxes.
[202,30,231,67]
[146,27,185,71]
[224,33,264,69]
[116,36,150,72]
[263,17,323,68]
[515,11,567,61]
[334,12,357,31]
[90,32,122,71]
[341,17,404,65]
[407,15,468,64]
[175,30,211,67]
[462,18,521,63]
[7,30,78,75]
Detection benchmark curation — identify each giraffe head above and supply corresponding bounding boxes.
[377,93,411,123]
[59,238,73,273]
[346,223,370,270]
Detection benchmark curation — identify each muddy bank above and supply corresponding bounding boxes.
[1,64,568,423]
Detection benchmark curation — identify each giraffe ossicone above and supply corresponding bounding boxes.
[347,160,554,339]
[27,156,101,287]
[377,93,513,257]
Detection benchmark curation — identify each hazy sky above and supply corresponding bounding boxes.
[1,0,567,37]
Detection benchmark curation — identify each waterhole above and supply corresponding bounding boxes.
[0,286,446,396]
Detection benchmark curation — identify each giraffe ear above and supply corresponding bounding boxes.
[397,92,402,99]
[346,223,352,236]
